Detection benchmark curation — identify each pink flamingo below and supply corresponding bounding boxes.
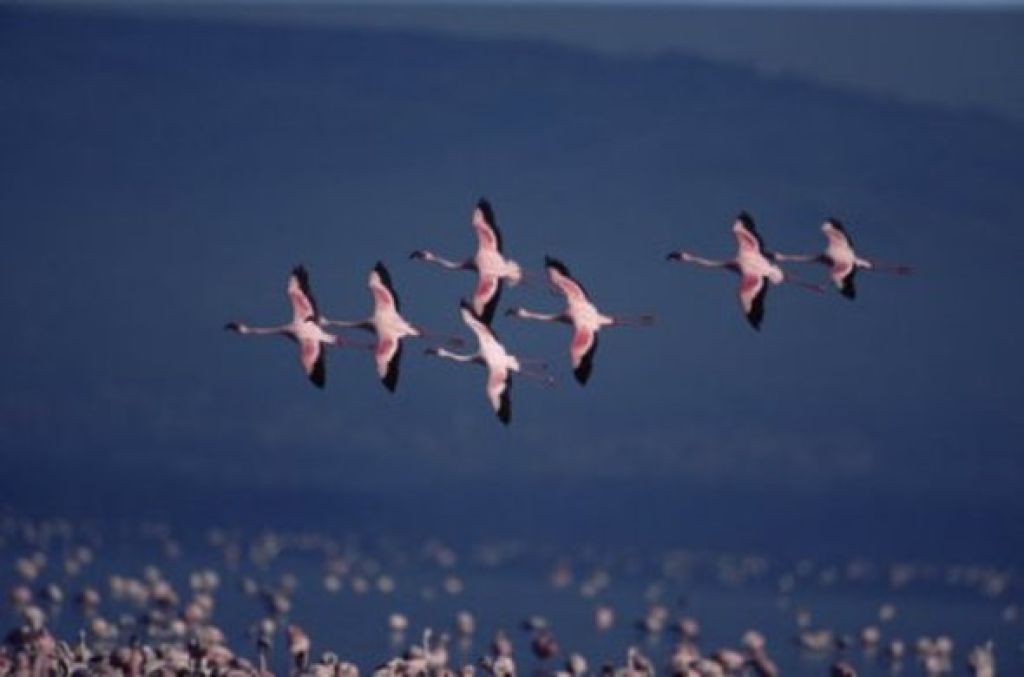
[224,266,352,389]
[667,212,823,330]
[321,262,460,392]
[773,217,911,299]
[426,301,551,425]
[506,256,654,385]
[411,198,523,325]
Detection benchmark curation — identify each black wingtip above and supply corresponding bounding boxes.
[544,255,570,277]
[747,282,767,331]
[459,299,488,324]
[373,261,396,294]
[840,269,857,299]
[224,322,239,331]
[381,342,402,393]
[309,350,327,388]
[475,198,497,230]
[574,342,597,385]
[496,394,511,426]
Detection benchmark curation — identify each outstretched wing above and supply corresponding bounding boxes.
[473,274,503,325]
[571,328,599,385]
[369,261,400,312]
[299,338,326,388]
[375,336,403,392]
[545,256,589,303]
[739,273,768,330]
[473,198,503,253]
[734,212,769,256]
[288,266,319,322]
[487,367,511,425]
[831,260,857,299]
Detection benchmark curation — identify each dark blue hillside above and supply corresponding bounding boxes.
[1,6,1022,561]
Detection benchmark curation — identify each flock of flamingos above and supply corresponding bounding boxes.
[225,199,910,424]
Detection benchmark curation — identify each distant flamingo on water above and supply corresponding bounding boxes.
[506,257,654,386]
[224,266,348,389]
[426,301,551,425]
[410,198,523,325]
[773,218,911,299]
[320,262,461,392]
[667,212,823,330]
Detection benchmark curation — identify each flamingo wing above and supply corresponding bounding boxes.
[733,213,769,256]
[570,327,599,385]
[472,198,503,252]
[299,338,326,388]
[487,367,511,425]
[375,335,403,392]
[545,257,589,303]
[288,266,319,322]
[460,301,497,348]
[739,273,768,330]
[831,260,857,299]
[473,274,503,325]
[734,227,762,255]
[369,262,400,312]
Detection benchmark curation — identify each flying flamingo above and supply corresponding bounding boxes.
[320,262,461,392]
[224,266,347,389]
[773,217,911,299]
[505,256,654,386]
[425,300,551,425]
[410,198,523,325]
[666,212,823,330]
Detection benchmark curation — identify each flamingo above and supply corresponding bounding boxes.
[773,217,911,299]
[224,266,346,389]
[505,257,654,386]
[320,262,460,392]
[425,300,551,425]
[410,198,523,325]
[666,211,823,330]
